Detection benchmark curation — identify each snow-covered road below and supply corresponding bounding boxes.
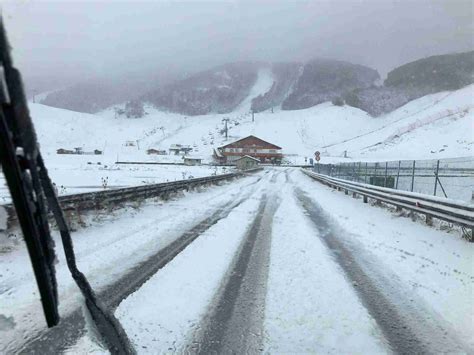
[1,168,472,354]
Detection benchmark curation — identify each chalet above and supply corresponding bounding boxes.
[235,155,259,170]
[169,144,193,155]
[214,135,282,164]
[183,157,203,166]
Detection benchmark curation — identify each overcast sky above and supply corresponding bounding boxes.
[1,0,473,89]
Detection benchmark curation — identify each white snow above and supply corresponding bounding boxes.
[115,179,268,352]
[1,168,472,353]
[2,83,469,201]
[293,170,474,348]
[1,73,473,353]
[234,68,274,113]
[263,181,388,353]
[22,79,472,170]
[0,173,262,353]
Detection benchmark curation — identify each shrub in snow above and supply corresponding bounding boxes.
[331,97,345,106]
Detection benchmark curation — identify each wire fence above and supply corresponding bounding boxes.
[313,157,474,202]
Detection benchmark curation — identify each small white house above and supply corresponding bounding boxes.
[235,155,259,170]
[183,157,203,166]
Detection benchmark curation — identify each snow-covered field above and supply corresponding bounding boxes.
[0,154,232,203]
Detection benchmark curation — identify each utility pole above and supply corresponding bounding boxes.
[222,118,230,140]
[252,109,255,122]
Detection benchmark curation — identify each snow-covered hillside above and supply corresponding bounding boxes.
[29,83,473,165]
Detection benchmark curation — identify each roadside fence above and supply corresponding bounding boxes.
[312,157,474,202]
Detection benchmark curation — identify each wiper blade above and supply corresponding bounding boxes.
[0,17,134,354]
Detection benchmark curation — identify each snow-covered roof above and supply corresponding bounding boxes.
[213,148,223,158]
[170,144,192,150]
[219,135,282,150]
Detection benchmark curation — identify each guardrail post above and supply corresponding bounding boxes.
[410,160,416,192]
[433,160,440,196]
[395,160,401,189]
[426,214,433,226]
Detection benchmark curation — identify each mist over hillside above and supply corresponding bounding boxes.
[281,59,380,110]
[143,62,260,115]
[37,51,474,118]
[344,51,474,116]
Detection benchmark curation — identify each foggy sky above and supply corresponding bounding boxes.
[2,0,473,90]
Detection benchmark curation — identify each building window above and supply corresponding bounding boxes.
[269,149,276,153]
[243,148,250,153]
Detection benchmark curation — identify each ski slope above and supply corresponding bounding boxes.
[19,82,472,170]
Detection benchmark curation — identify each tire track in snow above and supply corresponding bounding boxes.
[295,188,468,354]
[263,184,387,353]
[14,176,265,354]
[191,193,280,354]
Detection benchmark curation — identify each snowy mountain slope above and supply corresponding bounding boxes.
[135,85,473,163]
[322,85,474,160]
[234,68,274,113]
[26,83,473,166]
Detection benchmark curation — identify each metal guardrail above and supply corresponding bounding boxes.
[301,169,474,241]
[1,168,262,229]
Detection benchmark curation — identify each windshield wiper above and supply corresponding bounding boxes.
[0,17,134,354]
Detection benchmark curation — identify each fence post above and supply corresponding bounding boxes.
[384,162,388,188]
[410,160,416,192]
[373,163,377,186]
[433,160,440,196]
[365,162,368,183]
[358,162,361,183]
[395,160,401,189]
